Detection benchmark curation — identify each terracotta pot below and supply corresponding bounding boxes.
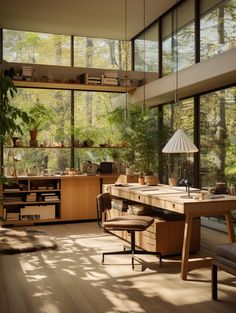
[29,130,38,141]
[144,175,159,186]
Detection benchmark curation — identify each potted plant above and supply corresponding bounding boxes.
[0,63,30,221]
[27,100,54,145]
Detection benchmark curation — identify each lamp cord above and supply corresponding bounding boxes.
[125,0,128,118]
[143,0,146,112]
[175,2,179,106]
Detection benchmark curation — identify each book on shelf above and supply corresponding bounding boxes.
[101,75,118,86]
[26,193,37,202]
[6,212,20,220]
[4,196,22,202]
[4,188,20,192]
[20,204,55,220]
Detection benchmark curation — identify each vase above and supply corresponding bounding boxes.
[168,177,177,187]
[144,175,159,186]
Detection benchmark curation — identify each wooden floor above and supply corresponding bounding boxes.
[0,222,235,313]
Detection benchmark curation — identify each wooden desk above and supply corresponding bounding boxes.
[107,184,236,280]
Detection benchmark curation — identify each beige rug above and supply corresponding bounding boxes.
[0,228,58,254]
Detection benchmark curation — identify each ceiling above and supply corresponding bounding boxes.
[0,0,176,40]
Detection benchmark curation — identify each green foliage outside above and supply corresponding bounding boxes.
[108,105,161,174]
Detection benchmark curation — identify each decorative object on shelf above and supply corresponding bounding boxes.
[168,177,177,187]
[12,153,21,178]
[162,131,198,198]
[15,137,23,147]
[11,136,19,147]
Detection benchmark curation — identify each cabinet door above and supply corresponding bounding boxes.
[61,178,100,220]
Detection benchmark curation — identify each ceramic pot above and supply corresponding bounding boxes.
[168,177,177,187]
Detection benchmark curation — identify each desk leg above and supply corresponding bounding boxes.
[181,214,193,280]
[225,212,235,243]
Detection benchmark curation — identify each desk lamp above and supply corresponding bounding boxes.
[162,129,198,198]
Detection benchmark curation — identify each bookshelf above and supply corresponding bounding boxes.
[13,80,136,93]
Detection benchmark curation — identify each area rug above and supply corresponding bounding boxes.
[0,228,58,254]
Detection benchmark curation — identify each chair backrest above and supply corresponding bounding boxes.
[96,193,112,228]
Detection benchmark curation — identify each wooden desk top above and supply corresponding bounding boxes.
[108,184,236,216]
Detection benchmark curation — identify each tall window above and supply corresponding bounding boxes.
[3,29,71,66]
[134,22,159,72]
[200,86,236,232]
[73,91,121,166]
[200,86,236,187]
[162,0,195,76]
[74,36,131,70]
[4,89,71,174]
[200,0,236,61]
[162,98,194,183]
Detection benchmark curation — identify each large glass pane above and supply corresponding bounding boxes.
[200,86,236,232]
[74,36,131,70]
[162,0,195,76]
[162,98,194,184]
[4,89,71,174]
[73,91,122,170]
[134,22,159,72]
[200,87,236,187]
[3,29,71,66]
[200,0,236,61]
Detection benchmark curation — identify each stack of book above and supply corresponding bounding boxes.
[4,196,22,202]
[20,204,56,220]
[6,212,20,221]
[78,73,101,85]
[101,71,118,86]
[111,198,131,212]
[21,66,33,80]
[42,193,59,201]
[26,193,37,202]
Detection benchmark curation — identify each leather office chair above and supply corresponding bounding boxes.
[97,193,162,269]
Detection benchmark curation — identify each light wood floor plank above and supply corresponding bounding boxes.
[0,222,235,313]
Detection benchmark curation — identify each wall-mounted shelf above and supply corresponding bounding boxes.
[6,146,128,149]
[13,80,136,93]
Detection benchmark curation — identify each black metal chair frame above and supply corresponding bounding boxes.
[97,194,162,269]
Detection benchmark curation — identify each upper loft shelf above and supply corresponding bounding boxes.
[13,80,136,93]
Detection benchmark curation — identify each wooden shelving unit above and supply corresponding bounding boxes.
[6,146,128,149]
[3,177,61,225]
[13,80,136,93]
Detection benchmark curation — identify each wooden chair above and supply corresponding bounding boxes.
[211,242,236,300]
[96,193,162,269]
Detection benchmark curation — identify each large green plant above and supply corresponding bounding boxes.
[108,105,160,174]
[28,101,54,131]
[0,73,30,144]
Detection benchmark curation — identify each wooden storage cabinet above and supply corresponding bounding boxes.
[61,177,100,220]
[3,177,61,225]
[108,208,200,256]
[2,174,118,225]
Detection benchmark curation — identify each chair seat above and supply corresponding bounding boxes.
[103,215,154,231]
[216,242,236,263]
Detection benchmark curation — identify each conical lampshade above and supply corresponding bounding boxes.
[162,129,198,153]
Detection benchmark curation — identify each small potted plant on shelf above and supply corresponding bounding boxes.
[27,100,54,146]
